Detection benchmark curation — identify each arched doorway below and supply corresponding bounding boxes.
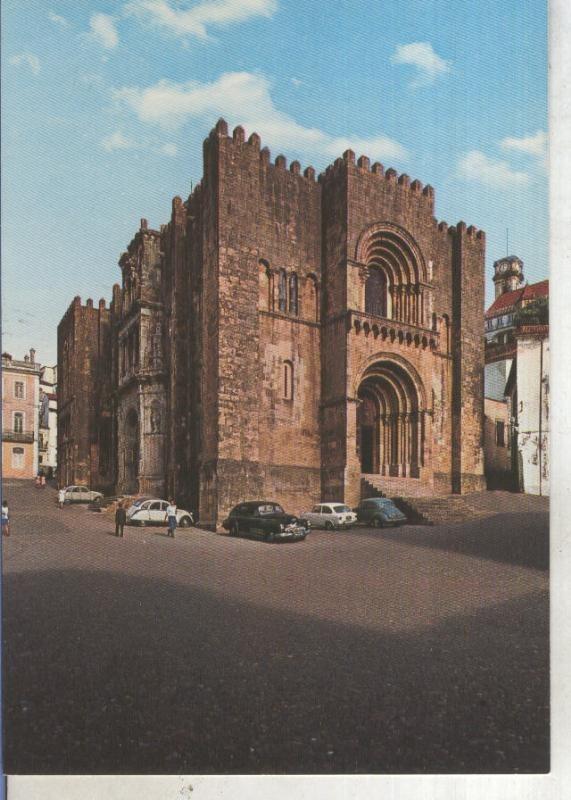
[357,360,425,478]
[124,407,139,493]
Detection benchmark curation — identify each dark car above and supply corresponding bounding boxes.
[355,497,407,528]
[222,501,309,542]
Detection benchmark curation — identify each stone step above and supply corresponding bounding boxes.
[394,496,490,526]
[361,473,440,499]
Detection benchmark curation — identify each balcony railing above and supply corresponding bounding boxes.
[2,429,35,443]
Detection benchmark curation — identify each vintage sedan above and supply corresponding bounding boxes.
[222,501,309,542]
[63,485,104,505]
[300,503,357,530]
[354,497,407,528]
[126,498,194,528]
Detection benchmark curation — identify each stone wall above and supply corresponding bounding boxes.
[58,118,486,527]
[57,297,112,490]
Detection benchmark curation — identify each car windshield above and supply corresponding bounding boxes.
[132,498,151,507]
[257,504,284,515]
[332,504,351,512]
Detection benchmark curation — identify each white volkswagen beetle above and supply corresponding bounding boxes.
[299,503,357,530]
[126,498,194,528]
[63,485,104,504]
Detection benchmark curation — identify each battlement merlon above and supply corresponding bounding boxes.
[203,118,318,184]
[318,151,437,216]
[58,293,111,330]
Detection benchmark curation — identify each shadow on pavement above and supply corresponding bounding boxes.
[377,512,549,571]
[3,566,549,775]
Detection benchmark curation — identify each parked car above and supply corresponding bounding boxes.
[222,501,309,542]
[300,503,357,530]
[354,497,407,528]
[126,498,194,528]
[63,485,104,505]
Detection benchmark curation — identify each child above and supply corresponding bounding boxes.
[2,500,10,537]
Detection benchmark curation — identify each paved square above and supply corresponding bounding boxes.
[2,481,548,774]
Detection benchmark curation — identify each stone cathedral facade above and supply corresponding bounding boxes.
[58,119,485,528]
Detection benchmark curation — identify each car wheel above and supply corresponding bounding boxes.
[179,516,191,528]
[230,521,239,537]
[373,516,384,529]
[265,531,275,543]
[325,521,334,531]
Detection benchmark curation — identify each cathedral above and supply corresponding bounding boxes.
[57,119,485,528]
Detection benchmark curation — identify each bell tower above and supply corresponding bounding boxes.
[493,255,524,298]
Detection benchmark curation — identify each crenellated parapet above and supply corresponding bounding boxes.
[204,118,318,185]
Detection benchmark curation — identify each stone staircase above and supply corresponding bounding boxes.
[392,496,491,526]
[361,473,440,499]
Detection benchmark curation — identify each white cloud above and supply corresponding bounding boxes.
[500,130,547,158]
[9,52,41,75]
[82,73,106,89]
[90,13,119,49]
[391,42,450,88]
[291,77,303,87]
[114,71,407,163]
[457,150,529,188]
[101,130,137,152]
[48,11,69,27]
[160,142,178,156]
[124,0,277,40]
[102,130,178,157]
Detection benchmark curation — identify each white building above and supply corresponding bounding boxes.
[483,255,548,493]
[39,365,58,477]
[505,327,549,496]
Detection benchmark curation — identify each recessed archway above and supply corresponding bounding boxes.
[356,359,425,478]
[124,407,139,493]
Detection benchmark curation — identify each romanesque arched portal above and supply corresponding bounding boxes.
[356,360,425,478]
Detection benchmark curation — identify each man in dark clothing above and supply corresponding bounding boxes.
[115,502,127,538]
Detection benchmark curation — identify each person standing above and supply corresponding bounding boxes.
[165,499,177,538]
[40,474,46,489]
[58,488,66,509]
[115,502,127,538]
[2,500,9,537]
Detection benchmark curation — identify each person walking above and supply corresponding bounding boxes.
[2,500,9,537]
[40,474,46,489]
[115,502,127,538]
[58,488,66,509]
[165,499,177,538]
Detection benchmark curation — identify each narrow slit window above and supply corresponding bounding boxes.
[283,360,294,400]
[278,270,287,313]
[289,273,298,315]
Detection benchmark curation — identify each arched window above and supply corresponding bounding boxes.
[283,360,294,400]
[289,273,298,315]
[365,268,388,317]
[278,270,287,313]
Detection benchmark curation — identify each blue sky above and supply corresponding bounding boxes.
[2,0,547,365]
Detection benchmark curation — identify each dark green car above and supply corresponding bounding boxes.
[355,497,407,528]
[222,501,309,542]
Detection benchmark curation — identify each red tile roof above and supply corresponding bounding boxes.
[485,279,548,318]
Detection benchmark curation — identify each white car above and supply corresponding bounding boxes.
[300,503,357,530]
[63,485,104,504]
[126,498,194,528]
